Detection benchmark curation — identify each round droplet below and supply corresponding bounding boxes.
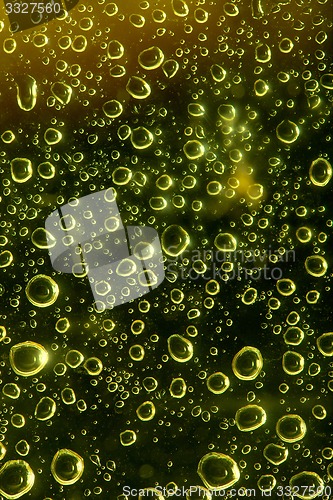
[84,357,103,375]
[214,233,237,252]
[136,401,155,421]
[257,474,276,492]
[255,43,271,63]
[51,449,84,485]
[31,228,56,249]
[289,471,323,499]
[116,258,136,277]
[235,405,266,431]
[0,251,13,268]
[37,161,55,179]
[61,388,76,405]
[197,452,240,490]
[305,255,327,277]
[34,397,56,421]
[169,377,187,398]
[282,351,304,375]
[232,346,263,380]
[10,158,32,183]
[25,274,59,307]
[183,140,205,160]
[172,0,189,17]
[223,2,239,16]
[309,157,332,186]
[254,79,268,96]
[131,127,153,149]
[210,64,226,82]
[44,128,62,145]
[129,344,145,361]
[2,383,20,399]
[0,460,35,499]
[103,100,123,118]
[120,430,136,446]
[112,166,132,185]
[65,349,84,368]
[206,372,230,394]
[161,224,189,256]
[107,40,124,59]
[242,288,257,305]
[317,332,333,356]
[138,46,164,70]
[10,341,48,377]
[284,327,304,345]
[188,103,205,116]
[296,226,312,243]
[276,278,296,296]
[279,38,294,53]
[51,82,72,105]
[15,441,29,457]
[167,334,193,363]
[312,404,327,420]
[126,76,151,99]
[276,120,299,143]
[263,443,288,465]
[143,377,158,392]
[276,414,306,443]
[162,59,179,78]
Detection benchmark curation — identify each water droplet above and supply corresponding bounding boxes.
[309,157,332,186]
[10,158,32,183]
[276,278,296,296]
[263,443,288,465]
[206,372,230,394]
[276,414,306,443]
[162,59,179,78]
[34,397,56,421]
[289,471,323,499]
[138,46,164,70]
[131,127,154,149]
[136,401,155,421]
[9,341,47,378]
[31,228,56,249]
[167,334,193,362]
[107,40,124,59]
[25,274,59,307]
[183,140,205,159]
[305,255,327,277]
[317,332,333,356]
[276,120,299,144]
[2,383,20,399]
[51,82,72,105]
[0,460,35,498]
[232,346,263,380]
[44,128,62,145]
[103,99,123,118]
[120,430,137,446]
[51,449,84,485]
[197,452,240,490]
[169,377,187,398]
[172,0,189,17]
[210,64,226,82]
[162,225,190,256]
[235,404,266,431]
[214,233,237,252]
[282,351,304,375]
[15,75,37,111]
[255,43,271,63]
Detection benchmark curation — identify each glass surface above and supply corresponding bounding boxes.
[0,0,332,498]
